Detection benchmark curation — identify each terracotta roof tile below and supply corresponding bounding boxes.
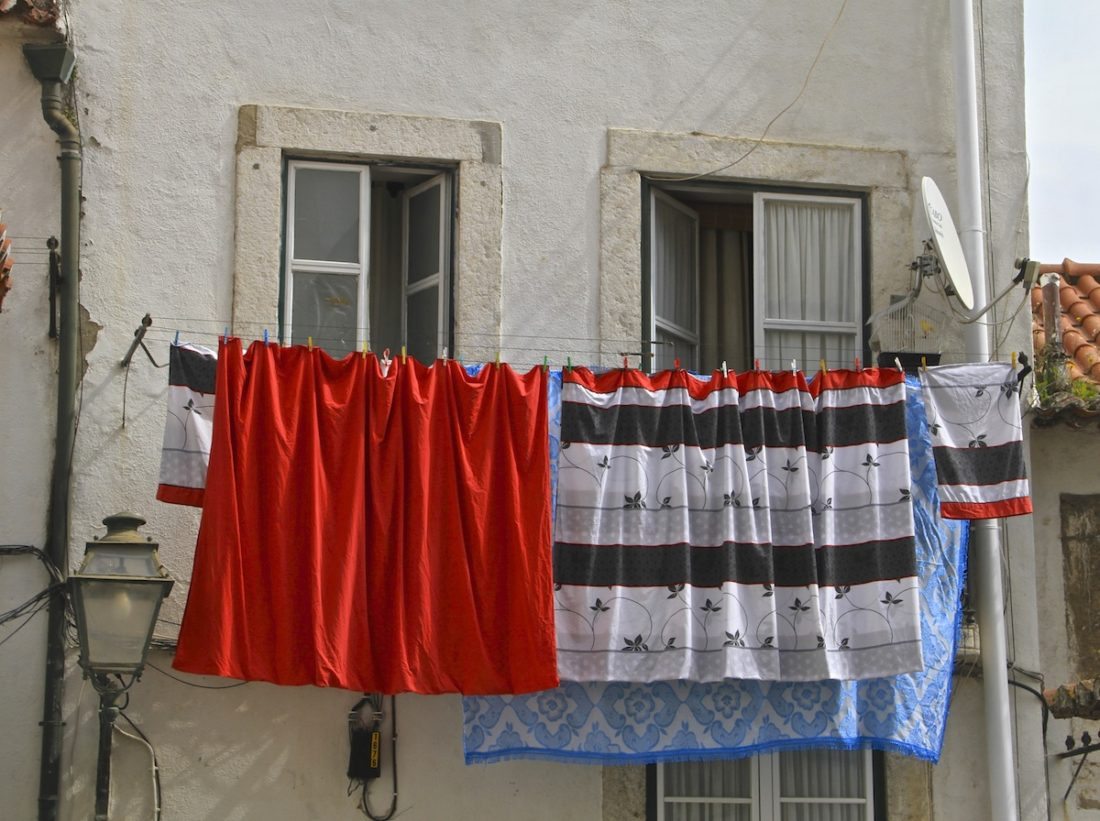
[1031,259,1100,388]
[0,0,58,25]
[1046,679,1100,721]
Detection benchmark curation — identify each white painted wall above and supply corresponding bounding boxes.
[0,1,1035,818]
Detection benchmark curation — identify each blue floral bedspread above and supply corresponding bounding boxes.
[462,376,968,764]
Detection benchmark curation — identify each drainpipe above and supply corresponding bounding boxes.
[949,2,1019,819]
[23,42,80,821]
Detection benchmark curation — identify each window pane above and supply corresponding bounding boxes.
[762,330,857,371]
[653,195,698,333]
[762,199,856,324]
[406,285,440,363]
[291,271,358,357]
[781,805,863,821]
[407,183,442,284]
[293,168,361,263]
[655,328,697,372]
[779,749,864,799]
[665,759,752,799]
[667,805,751,821]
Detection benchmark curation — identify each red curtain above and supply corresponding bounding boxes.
[174,340,558,694]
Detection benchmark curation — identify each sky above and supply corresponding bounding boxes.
[1025,1,1100,262]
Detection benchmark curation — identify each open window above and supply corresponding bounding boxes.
[283,159,453,359]
[645,182,863,373]
[653,749,879,821]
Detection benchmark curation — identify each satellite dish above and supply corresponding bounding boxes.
[920,176,975,311]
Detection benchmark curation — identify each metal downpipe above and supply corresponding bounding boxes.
[948,1,1019,818]
[24,44,81,821]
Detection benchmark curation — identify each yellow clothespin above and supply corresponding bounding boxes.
[1011,351,1018,370]
[819,359,827,374]
[496,350,502,367]
[362,340,369,359]
[307,336,313,351]
[401,345,407,365]
[920,355,927,371]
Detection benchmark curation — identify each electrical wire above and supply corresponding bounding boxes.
[145,660,249,689]
[0,599,49,649]
[651,0,850,183]
[117,710,162,821]
[356,695,398,821]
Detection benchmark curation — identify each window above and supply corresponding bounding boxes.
[283,159,452,360]
[645,182,863,373]
[653,749,878,821]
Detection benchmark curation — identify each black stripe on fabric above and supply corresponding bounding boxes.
[562,402,815,450]
[553,537,916,588]
[817,401,907,449]
[169,346,217,393]
[932,441,1027,486]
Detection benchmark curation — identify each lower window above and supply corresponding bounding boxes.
[653,749,878,821]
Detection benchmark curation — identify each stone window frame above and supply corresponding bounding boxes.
[598,127,911,365]
[233,104,503,360]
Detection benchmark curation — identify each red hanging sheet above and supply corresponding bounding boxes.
[174,341,557,694]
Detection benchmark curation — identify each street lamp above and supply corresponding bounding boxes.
[69,513,173,821]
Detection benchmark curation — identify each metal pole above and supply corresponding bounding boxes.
[94,682,122,821]
[949,0,1018,818]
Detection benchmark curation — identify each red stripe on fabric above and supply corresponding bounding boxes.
[155,484,205,508]
[808,367,905,397]
[940,496,1033,520]
[563,366,808,398]
[174,341,557,694]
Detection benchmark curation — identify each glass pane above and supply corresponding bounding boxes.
[761,330,857,371]
[762,199,856,323]
[653,195,698,333]
[655,328,698,372]
[292,271,358,357]
[77,580,163,668]
[780,805,863,821]
[664,759,752,799]
[293,167,361,263]
[780,748,865,798]
[667,804,751,821]
[407,183,442,284]
[407,285,440,363]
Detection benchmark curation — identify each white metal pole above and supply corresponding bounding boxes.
[950,0,1019,818]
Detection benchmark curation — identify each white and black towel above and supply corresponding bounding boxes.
[919,361,1032,520]
[156,343,217,507]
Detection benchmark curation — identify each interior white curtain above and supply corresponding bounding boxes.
[779,749,866,821]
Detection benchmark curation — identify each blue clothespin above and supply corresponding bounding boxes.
[223,326,229,344]
[173,330,179,346]
[263,328,269,345]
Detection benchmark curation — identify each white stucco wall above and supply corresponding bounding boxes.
[0,1,1036,818]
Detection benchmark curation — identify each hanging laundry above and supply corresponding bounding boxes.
[463,377,968,764]
[156,343,217,507]
[920,361,1032,519]
[553,366,919,683]
[174,340,558,695]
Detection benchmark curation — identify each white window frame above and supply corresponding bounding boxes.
[752,191,863,369]
[402,172,452,360]
[656,750,875,821]
[282,159,372,350]
[649,188,701,371]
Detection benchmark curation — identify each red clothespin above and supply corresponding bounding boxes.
[754,359,761,371]
[673,357,680,371]
[623,356,630,370]
[854,356,862,372]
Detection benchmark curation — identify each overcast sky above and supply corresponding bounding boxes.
[1025,1,1100,262]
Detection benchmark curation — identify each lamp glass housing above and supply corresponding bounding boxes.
[70,514,174,678]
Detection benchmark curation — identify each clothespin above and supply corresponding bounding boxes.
[442,346,448,362]
[263,329,269,346]
[894,357,904,373]
[819,359,827,374]
[721,360,728,378]
[173,330,180,347]
[754,358,761,371]
[307,336,313,351]
[382,347,391,362]
[223,326,229,344]
[401,345,407,365]
[855,356,862,372]
[920,355,927,371]
[624,356,630,370]
[673,357,680,371]
[542,355,549,373]
[362,340,369,359]
[790,358,797,374]
[1011,351,1018,370]
[566,356,573,373]
[495,350,501,367]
